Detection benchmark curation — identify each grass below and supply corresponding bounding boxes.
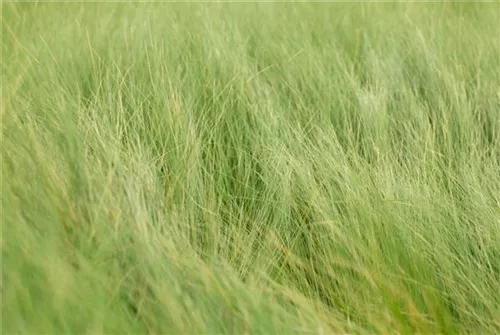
[2,1,500,334]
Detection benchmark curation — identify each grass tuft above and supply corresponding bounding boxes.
[2,2,500,334]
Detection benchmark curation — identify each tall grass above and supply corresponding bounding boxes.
[2,2,500,334]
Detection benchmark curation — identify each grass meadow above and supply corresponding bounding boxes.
[2,1,500,334]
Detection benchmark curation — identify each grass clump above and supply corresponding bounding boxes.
[2,2,500,334]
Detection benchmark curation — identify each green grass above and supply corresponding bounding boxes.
[2,2,500,334]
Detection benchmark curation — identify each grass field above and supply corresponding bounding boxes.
[2,2,500,334]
